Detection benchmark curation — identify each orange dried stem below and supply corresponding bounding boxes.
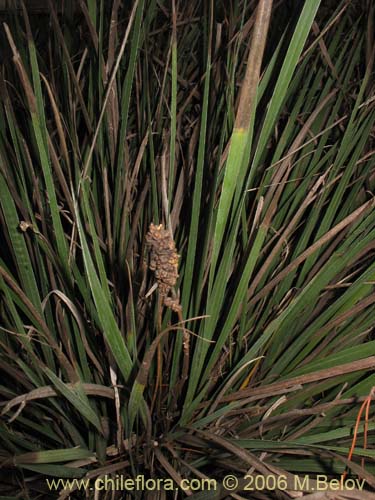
[343,392,373,480]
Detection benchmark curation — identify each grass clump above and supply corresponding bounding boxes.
[0,1,375,498]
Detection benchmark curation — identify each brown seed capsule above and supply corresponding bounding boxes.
[146,223,179,301]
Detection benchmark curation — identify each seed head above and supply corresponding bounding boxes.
[146,223,179,299]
